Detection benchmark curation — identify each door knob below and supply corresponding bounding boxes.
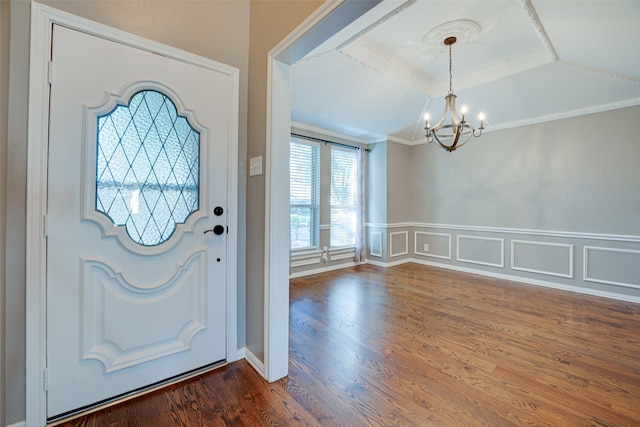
[204,225,225,235]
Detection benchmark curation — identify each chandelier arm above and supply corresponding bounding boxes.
[426,132,434,143]
[450,126,462,150]
[454,132,474,149]
[432,124,475,152]
[431,99,452,130]
[431,131,452,151]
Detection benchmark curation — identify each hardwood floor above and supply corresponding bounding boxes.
[61,263,640,426]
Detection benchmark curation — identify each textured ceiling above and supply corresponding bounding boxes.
[291,0,640,144]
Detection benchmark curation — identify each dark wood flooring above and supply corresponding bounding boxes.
[60,263,640,426]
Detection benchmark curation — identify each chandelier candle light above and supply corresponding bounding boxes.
[424,36,484,152]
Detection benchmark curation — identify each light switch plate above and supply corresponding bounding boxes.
[249,156,263,176]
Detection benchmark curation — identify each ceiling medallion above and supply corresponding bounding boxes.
[423,34,485,152]
[422,19,481,49]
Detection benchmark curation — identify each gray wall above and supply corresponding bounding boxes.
[0,1,9,424]
[366,140,387,225]
[411,107,640,235]
[5,2,29,423]
[2,1,251,423]
[369,106,640,300]
[387,141,413,224]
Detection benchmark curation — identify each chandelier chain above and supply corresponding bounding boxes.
[448,43,453,95]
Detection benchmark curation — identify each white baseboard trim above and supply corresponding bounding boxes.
[7,421,26,427]
[236,347,246,360]
[367,258,640,304]
[289,261,363,279]
[366,258,410,268]
[244,348,265,378]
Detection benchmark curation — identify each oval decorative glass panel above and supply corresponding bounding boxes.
[95,90,200,246]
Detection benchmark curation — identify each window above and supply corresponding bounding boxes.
[290,140,320,250]
[330,147,357,247]
[96,90,200,246]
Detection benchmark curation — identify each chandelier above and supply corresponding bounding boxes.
[424,36,484,152]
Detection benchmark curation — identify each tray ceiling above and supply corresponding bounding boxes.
[291,0,640,144]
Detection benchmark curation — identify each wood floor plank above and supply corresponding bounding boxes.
[61,263,640,426]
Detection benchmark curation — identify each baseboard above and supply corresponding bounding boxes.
[365,257,640,304]
[7,421,26,427]
[244,348,265,378]
[289,261,363,278]
[366,258,409,268]
[408,258,640,304]
[236,347,246,360]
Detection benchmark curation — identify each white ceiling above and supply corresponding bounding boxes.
[291,0,640,144]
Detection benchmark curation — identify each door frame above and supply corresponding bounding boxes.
[26,3,239,424]
[262,0,381,382]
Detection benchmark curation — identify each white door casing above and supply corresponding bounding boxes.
[41,20,238,419]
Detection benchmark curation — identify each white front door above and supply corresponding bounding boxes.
[46,24,233,418]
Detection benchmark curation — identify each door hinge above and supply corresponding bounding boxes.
[47,61,53,85]
[43,368,49,391]
[43,214,48,237]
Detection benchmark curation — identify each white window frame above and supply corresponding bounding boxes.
[329,145,358,249]
[289,138,320,252]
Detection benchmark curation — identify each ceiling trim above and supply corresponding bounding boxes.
[520,0,558,62]
[560,60,640,85]
[486,97,640,132]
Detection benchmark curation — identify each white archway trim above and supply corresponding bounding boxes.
[263,0,381,382]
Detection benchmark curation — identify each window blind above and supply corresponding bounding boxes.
[290,140,320,250]
[330,147,358,247]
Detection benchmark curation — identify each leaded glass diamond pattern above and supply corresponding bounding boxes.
[96,90,200,246]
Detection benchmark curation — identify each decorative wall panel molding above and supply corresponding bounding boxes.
[457,235,504,268]
[291,257,322,268]
[414,231,451,259]
[290,251,322,269]
[81,250,206,373]
[389,231,409,257]
[584,246,640,289]
[370,231,383,257]
[330,247,357,261]
[324,222,639,301]
[511,240,574,278]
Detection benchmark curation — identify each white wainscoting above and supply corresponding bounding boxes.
[330,247,356,261]
[290,251,322,269]
[362,222,640,303]
[457,235,504,268]
[414,231,451,259]
[511,240,574,279]
[389,231,408,257]
[370,231,383,257]
[584,246,640,289]
[290,247,360,278]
